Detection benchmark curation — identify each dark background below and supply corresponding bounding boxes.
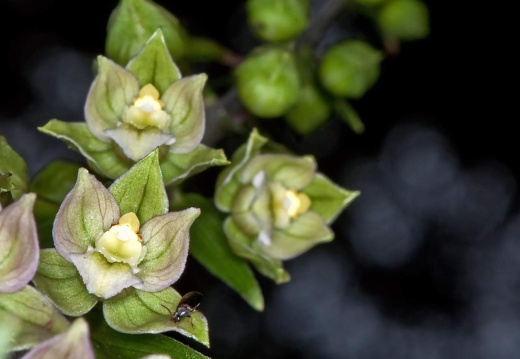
[1,0,517,358]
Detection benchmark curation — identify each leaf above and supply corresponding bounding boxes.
[32,249,98,316]
[32,198,59,249]
[177,193,264,311]
[109,149,168,223]
[103,287,209,347]
[161,144,229,186]
[0,136,28,198]
[302,173,360,224]
[30,160,82,204]
[88,311,209,359]
[38,120,133,180]
[0,285,69,351]
[126,29,182,93]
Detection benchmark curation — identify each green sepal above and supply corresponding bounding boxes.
[109,148,168,223]
[162,74,208,154]
[0,285,69,351]
[32,249,98,316]
[267,212,333,260]
[215,129,268,211]
[38,120,132,180]
[240,154,316,189]
[88,311,210,359]
[223,217,290,283]
[302,173,360,224]
[126,29,182,93]
[136,208,200,292]
[103,287,209,347]
[0,136,28,199]
[176,193,264,311]
[106,0,187,66]
[85,56,139,142]
[161,144,229,186]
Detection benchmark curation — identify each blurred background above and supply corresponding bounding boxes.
[0,0,516,358]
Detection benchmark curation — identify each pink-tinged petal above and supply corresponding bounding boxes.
[53,168,120,261]
[70,251,143,299]
[21,318,94,359]
[0,193,39,293]
[136,208,200,291]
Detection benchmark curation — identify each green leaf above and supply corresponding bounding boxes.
[89,311,209,359]
[38,120,133,180]
[32,198,59,248]
[126,29,182,93]
[30,160,82,204]
[103,287,209,347]
[178,193,264,311]
[0,285,69,351]
[32,249,98,316]
[0,136,28,198]
[109,148,168,223]
[161,144,229,186]
[215,128,268,211]
[302,173,360,224]
[106,0,187,66]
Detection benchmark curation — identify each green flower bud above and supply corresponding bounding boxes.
[246,0,310,42]
[106,0,187,65]
[377,0,430,41]
[215,129,359,283]
[236,47,300,118]
[319,40,383,98]
[285,82,331,134]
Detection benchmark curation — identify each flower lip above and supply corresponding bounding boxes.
[124,84,171,131]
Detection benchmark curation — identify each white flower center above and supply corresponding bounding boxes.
[124,84,170,131]
[95,212,143,267]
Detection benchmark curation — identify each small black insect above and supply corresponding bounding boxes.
[162,291,203,324]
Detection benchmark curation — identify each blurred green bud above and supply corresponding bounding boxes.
[285,82,331,134]
[106,0,187,65]
[246,0,310,42]
[319,40,383,98]
[236,47,300,118]
[377,0,430,41]
[215,129,359,283]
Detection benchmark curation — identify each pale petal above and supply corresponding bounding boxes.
[105,126,174,162]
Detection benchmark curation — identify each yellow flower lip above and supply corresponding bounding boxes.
[124,84,170,131]
[95,212,144,267]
